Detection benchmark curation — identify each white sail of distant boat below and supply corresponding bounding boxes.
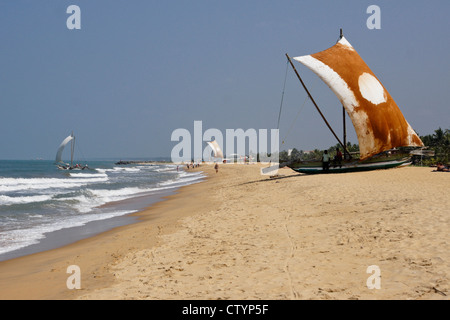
[55,132,88,170]
[55,133,74,165]
[206,140,224,159]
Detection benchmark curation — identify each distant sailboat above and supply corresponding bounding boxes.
[55,132,88,170]
[207,140,224,159]
[283,30,423,174]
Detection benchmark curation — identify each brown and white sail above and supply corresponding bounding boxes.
[293,36,423,160]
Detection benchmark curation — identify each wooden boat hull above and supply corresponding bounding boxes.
[289,158,411,174]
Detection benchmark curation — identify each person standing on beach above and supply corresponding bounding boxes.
[214,163,219,173]
[322,150,330,171]
[334,147,343,168]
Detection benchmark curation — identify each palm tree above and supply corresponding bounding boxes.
[420,127,450,164]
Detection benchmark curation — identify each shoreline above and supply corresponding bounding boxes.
[0,166,211,299]
[0,160,200,262]
[0,188,178,262]
[0,163,204,262]
[0,164,448,300]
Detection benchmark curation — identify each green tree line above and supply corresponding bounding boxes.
[278,141,359,163]
[419,127,450,165]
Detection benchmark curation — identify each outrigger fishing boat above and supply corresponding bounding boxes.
[283,30,424,174]
[55,132,89,170]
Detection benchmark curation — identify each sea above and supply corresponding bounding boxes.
[0,160,205,261]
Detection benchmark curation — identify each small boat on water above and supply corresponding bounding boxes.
[55,132,89,170]
[283,30,424,174]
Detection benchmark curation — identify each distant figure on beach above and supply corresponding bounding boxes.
[334,148,343,168]
[214,163,219,173]
[436,163,449,172]
[322,150,330,171]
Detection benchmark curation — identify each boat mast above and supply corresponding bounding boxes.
[285,53,349,155]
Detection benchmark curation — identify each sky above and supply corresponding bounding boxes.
[0,0,449,160]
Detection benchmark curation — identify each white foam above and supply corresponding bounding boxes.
[74,172,205,213]
[154,167,178,173]
[0,164,207,256]
[88,187,149,204]
[70,187,170,213]
[0,209,137,255]
[113,167,140,172]
[0,176,108,192]
[159,171,205,187]
[69,172,108,178]
[0,194,53,206]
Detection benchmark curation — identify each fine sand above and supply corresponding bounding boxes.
[0,164,448,300]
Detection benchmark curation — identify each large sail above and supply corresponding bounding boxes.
[293,37,423,160]
[207,140,224,158]
[55,134,74,164]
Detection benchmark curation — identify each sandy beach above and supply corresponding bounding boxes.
[0,164,448,300]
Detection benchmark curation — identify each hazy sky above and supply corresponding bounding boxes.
[0,0,449,160]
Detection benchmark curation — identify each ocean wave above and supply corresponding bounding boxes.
[0,194,53,206]
[154,168,178,173]
[78,188,149,211]
[73,177,205,213]
[81,186,175,209]
[159,171,205,187]
[0,209,137,255]
[96,167,141,174]
[62,187,160,213]
[88,187,149,199]
[69,172,108,178]
[0,176,109,193]
[113,167,141,172]
[0,162,206,257]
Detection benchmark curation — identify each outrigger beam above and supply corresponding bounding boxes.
[285,53,349,155]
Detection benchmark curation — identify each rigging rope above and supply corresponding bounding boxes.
[281,88,313,145]
[276,60,289,130]
[278,74,319,146]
